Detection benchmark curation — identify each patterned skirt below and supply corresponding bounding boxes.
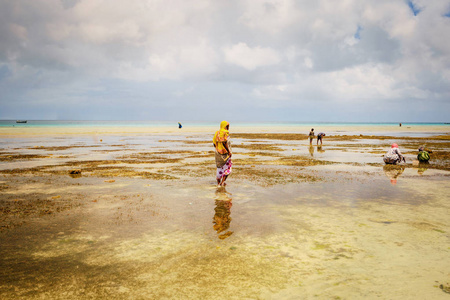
[216,159,232,180]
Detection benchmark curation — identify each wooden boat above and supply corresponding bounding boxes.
[16,120,27,123]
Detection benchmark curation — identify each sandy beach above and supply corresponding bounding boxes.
[1,123,449,136]
[1,124,449,299]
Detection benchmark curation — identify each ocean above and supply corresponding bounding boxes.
[1,120,448,137]
[1,120,448,127]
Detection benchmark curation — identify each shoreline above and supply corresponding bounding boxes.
[1,124,449,137]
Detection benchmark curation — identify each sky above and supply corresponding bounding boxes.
[0,0,449,122]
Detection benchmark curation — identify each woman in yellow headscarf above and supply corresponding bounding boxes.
[213,120,232,186]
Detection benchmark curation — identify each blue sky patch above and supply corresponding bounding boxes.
[354,26,362,39]
[407,0,421,16]
[0,65,12,81]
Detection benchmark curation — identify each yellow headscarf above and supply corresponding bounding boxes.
[213,120,229,154]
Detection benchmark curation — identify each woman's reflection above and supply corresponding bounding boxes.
[417,162,429,175]
[213,189,233,239]
[383,165,405,185]
[308,145,314,157]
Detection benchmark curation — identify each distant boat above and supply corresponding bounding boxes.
[16,120,27,123]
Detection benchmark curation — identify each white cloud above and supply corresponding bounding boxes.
[304,57,314,69]
[224,42,281,70]
[238,0,302,35]
[9,24,28,41]
[114,38,218,81]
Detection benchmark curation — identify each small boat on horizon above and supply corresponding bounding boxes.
[16,120,27,123]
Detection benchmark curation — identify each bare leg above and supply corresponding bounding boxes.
[220,175,228,186]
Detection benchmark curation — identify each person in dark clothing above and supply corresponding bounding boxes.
[317,132,326,145]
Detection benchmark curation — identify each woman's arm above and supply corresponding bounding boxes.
[222,141,232,157]
[395,149,405,161]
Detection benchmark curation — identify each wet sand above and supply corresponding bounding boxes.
[1,123,449,136]
[1,125,449,299]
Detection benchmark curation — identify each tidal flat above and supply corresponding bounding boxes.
[0,126,449,299]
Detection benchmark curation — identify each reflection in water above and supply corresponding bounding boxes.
[317,145,325,153]
[417,162,429,175]
[308,145,314,157]
[383,165,405,185]
[213,189,233,239]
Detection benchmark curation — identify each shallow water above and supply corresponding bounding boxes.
[1,173,449,299]
[1,128,449,299]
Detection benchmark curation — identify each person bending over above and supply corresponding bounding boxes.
[383,143,405,164]
[417,146,431,163]
[317,132,326,145]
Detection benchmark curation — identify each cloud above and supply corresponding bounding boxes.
[0,0,449,122]
[224,42,281,70]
